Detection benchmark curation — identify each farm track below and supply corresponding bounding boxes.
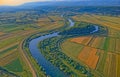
[19,40,37,77]
[87,36,96,46]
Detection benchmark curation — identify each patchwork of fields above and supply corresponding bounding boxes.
[0,14,64,77]
[61,14,120,77]
[62,36,120,77]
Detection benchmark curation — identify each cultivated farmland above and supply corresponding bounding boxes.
[78,46,99,69]
[0,11,65,77]
[61,14,120,77]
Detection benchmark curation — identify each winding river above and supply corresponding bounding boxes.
[29,18,98,77]
[29,18,74,77]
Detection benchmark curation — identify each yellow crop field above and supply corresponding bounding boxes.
[108,38,116,52]
[72,14,120,30]
[93,15,120,24]
[104,54,117,77]
[103,54,111,77]
[117,54,120,77]
[91,37,103,48]
[109,54,117,77]
[78,46,99,69]
[108,28,120,37]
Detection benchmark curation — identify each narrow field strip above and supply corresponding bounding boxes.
[0,49,17,58]
[99,37,106,49]
[108,38,116,52]
[0,42,18,52]
[0,29,35,43]
[0,36,23,49]
[0,50,18,66]
[0,45,18,57]
[87,36,96,46]
[103,54,111,77]
[96,50,106,73]
[91,37,103,48]
[116,39,120,52]
[108,54,116,77]
[117,54,120,77]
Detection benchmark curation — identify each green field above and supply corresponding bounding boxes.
[61,39,84,60]
[4,58,23,72]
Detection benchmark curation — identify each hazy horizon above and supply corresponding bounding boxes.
[0,0,119,6]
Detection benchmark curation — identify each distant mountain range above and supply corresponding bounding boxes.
[0,0,120,7]
[21,0,120,7]
[0,0,119,12]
